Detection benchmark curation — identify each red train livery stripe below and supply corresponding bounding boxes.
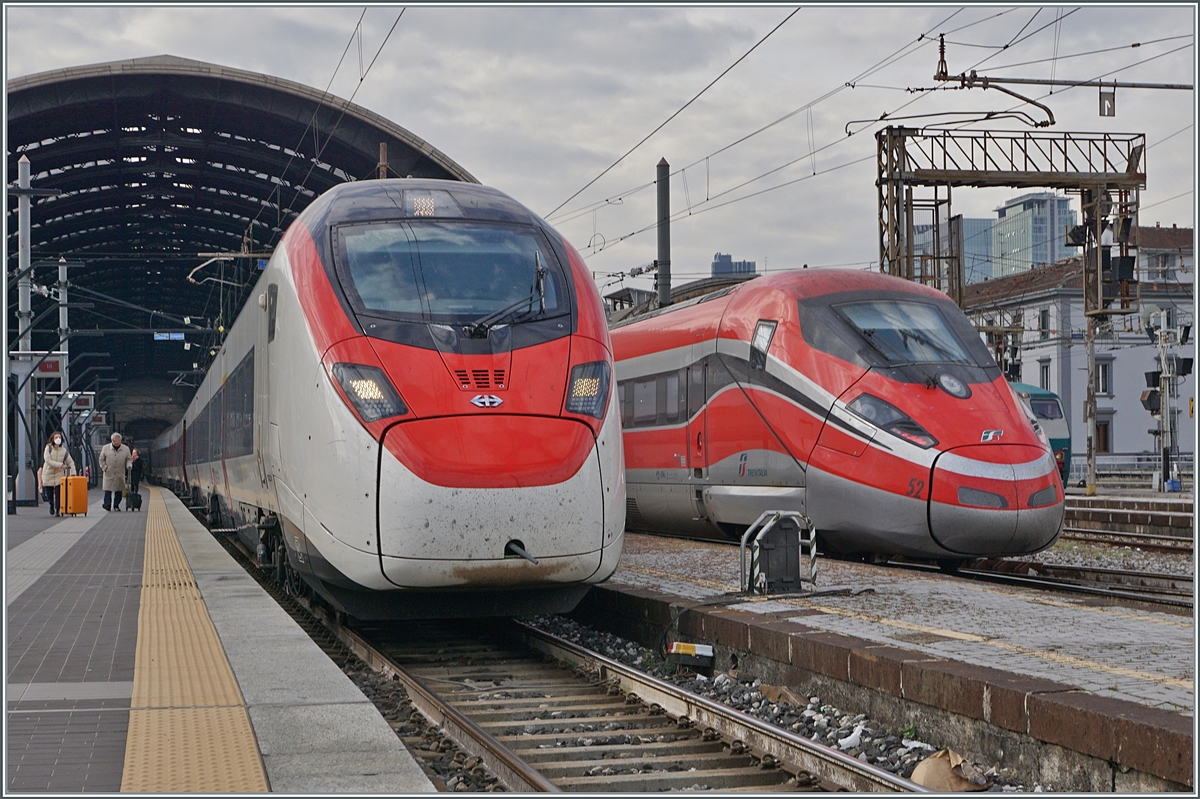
[284,221,358,358]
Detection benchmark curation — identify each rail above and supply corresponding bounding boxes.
[333,625,559,793]
[511,622,925,793]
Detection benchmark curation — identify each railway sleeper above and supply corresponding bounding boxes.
[477,714,680,735]
[515,737,726,763]
[553,763,796,791]
[536,751,757,779]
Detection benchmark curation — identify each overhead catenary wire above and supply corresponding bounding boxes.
[984,34,1193,72]
[573,7,1084,256]
[242,7,368,244]
[270,8,407,246]
[576,7,1079,253]
[545,7,801,218]
[550,7,979,226]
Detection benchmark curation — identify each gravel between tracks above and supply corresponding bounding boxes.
[525,614,1049,792]
[1010,539,1194,576]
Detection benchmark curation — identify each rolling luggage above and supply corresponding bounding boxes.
[127,491,143,512]
[60,475,88,516]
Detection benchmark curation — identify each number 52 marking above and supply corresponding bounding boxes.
[906,478,925,499]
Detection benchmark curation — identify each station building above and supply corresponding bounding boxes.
[964,225,1194,481]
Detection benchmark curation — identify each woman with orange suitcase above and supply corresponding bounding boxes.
[41,432,76,517]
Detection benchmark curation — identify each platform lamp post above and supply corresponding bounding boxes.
[10,155,61,504]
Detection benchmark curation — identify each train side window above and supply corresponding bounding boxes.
[267,284,279,342]
[664,372,680,424]
[633,379,657,426]
[750,320,777,370]
[618,381,635,427]
[688,364,705,414]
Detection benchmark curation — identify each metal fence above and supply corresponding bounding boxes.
[1067,452,1194,485]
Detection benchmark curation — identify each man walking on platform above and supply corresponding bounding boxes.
[99,432,132,511]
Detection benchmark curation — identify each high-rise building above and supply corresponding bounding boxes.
[912,218,995,284]
[712,252,756,277]
[991,192,1077,278]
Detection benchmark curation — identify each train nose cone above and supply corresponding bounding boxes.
[928,444,1063,556]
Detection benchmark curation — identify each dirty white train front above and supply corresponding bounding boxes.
[153,180,624,619]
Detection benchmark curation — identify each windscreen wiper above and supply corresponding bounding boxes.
[465,252,549,338]
[853,326,901,363]
[899,327,962,363]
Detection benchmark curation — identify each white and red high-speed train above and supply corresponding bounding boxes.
[152,180,624,618]
[610,270,1063,566]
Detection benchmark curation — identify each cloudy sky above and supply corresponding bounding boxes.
[5,4,1196,293]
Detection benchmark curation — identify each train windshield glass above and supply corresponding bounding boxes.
[1029,398,1064,420]
[836,300,975,365]
[337,222,565,322]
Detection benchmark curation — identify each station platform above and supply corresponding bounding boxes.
[6,486,433,793]
[575,533,1194,791]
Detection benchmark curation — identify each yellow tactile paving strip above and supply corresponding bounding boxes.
[121,487,269,792]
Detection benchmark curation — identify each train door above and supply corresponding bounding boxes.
[687,362,707,477]
[263,283,281,486]
[254,283,275,489]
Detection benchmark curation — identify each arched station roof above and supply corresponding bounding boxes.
[7,55,475,438]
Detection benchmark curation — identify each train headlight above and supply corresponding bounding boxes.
[847,393,938,449]
[331,363,408,422]
[565,361,611,419]
[937,372,971,399]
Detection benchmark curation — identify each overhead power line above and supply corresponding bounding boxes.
[546,7,801,218]
[243,7,367,241]
[271,8,407,245]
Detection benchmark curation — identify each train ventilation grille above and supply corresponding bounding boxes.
[453,369,507,390]
[626,497,648,530]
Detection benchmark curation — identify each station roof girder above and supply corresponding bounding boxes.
[8,55,476,425]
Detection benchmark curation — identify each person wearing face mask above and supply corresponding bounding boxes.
[42,431,76,517]
[99,432,132,511]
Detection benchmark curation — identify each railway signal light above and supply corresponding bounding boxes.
[1140,388,1161,415]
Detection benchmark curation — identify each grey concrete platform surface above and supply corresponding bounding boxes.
[163,491,434,793]
[6,488,435,793]
[574,532,1195,790]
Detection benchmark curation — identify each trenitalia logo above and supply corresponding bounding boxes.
[981,429,1004,442]
[471,394,504,408]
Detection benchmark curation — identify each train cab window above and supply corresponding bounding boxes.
[750,320,777,370]
[335,221,568,325]
[836,300,974,365]
[633,379,657,425]
[1029,398,1063,420]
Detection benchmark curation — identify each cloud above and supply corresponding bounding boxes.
[6,5,1194,285]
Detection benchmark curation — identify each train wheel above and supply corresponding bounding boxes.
[937,559,967,574]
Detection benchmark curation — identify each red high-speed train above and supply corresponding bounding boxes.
[610,270,1063,567]
[153,179,624,619]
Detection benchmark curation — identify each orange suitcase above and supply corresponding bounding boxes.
[60,475,88,516]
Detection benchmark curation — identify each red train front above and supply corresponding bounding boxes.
[611,270,1063,565]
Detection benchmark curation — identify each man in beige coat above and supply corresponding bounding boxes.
[99,432,132,511]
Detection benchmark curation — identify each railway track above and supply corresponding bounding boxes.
[340,619,924,792]
[195,505,922,793]
[1059,526,1193,554]
[890,557,1194,609]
